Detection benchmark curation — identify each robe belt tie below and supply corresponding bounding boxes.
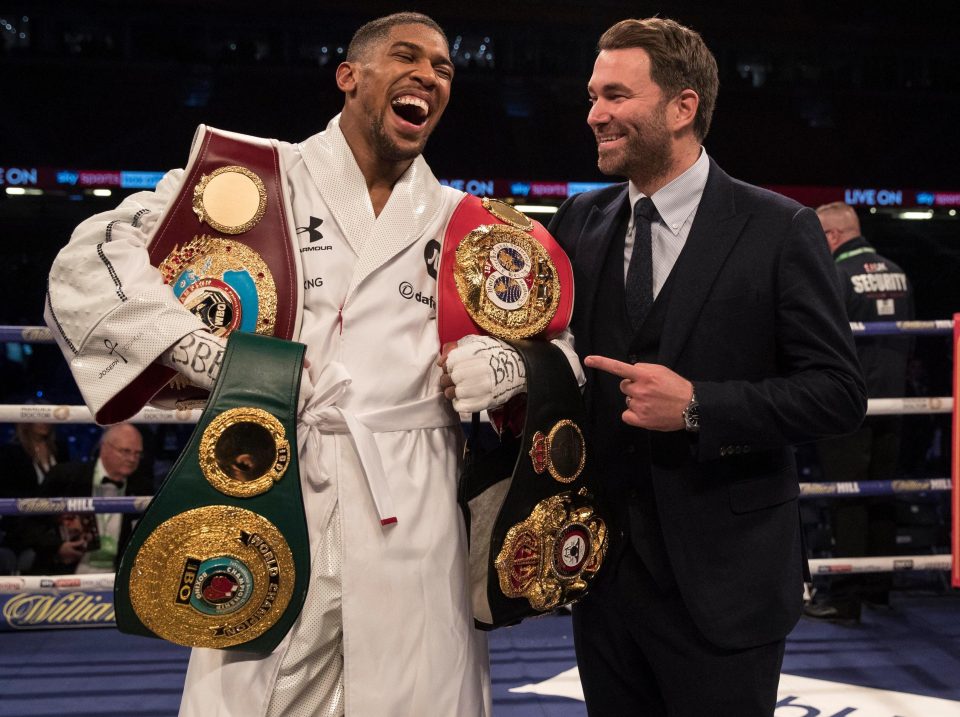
[298,361,459,525]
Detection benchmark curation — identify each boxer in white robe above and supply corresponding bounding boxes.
[43,13,513,717]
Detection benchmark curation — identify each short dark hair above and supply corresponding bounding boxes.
[599,18,719,141]
[346,12,448,62]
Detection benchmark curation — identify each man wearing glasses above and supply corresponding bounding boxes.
[20,423,153,574]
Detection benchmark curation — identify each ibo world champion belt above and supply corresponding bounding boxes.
[115,332,310,652]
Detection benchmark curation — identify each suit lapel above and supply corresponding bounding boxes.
[576,187,629,350]
[657,161,749,365]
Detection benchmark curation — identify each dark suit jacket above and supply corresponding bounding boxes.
[0,440,67,556]
[20,460,153,575]
[549,159,866,649]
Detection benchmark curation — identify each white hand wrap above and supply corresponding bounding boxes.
[446,335,527,413]
[159,330,227,391]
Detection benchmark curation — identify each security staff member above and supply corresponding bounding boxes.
[807,201,914,622]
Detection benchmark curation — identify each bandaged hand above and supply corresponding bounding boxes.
[441,335,526,413]
[159,330,227,391]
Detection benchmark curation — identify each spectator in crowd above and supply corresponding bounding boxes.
[18,423,152,575]
[805,202,914,622]
[0,422,65,573]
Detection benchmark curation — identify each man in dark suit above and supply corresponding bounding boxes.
[21,423,152,574]
[0,423,66,573]
[547,17,866,716]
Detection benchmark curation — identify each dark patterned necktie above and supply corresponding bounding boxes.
[624,196,659,331]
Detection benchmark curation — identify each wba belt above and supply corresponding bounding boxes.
[438,196,607,629]
[459,339,608,629]
[101,125,301,423]
[114,331,310,652]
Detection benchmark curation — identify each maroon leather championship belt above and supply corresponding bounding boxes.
[105,126,301,420]
[437,195,573,346]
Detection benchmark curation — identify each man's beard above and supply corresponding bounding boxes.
[370,112,427,163]
[596,103,672,185]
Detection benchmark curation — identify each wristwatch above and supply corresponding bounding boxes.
[682,388,700,433]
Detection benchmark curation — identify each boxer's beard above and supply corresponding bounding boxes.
[597,100,672,186]
[370,113,427,163]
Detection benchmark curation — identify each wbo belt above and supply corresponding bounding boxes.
[98,125,301,424]
[115,332,309,653]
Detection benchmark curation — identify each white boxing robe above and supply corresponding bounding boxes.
[44,115,490,717]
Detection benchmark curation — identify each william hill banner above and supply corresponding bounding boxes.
[0,574,116,630]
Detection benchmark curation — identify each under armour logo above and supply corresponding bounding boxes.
[296,216,324,243]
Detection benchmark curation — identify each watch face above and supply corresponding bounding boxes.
[683,397,700,431]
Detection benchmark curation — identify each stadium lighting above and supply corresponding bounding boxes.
[898,210,933,220]
[514,205,558,214]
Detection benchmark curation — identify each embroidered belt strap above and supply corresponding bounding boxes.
[458,339,608,630]
[99,126,301,423]
[437,195,573,346]
[115,332,310,653]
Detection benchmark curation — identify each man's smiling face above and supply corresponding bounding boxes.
[587,47,672,184]
[346,23,454,162]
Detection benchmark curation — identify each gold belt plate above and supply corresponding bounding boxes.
[199,407,290,498]
[454,224,561,340]
[128,506,296,649]
[192,165,267,235]
[494,491,607,611]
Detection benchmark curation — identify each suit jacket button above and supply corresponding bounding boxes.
[628,354,639,364]
[720,447,728,456]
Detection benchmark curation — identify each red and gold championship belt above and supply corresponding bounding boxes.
[437,196,572,345]
[99,126,301,422]
[439,196,608,629]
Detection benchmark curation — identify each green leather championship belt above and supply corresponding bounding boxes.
[459,339,608,630]
[115,332,310,653]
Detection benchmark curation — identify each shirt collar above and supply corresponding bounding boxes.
[628,147,710,236]
[93,458,125,492]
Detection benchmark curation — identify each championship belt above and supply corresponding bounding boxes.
[113,125,301,418]
[440,197,606,628]
[459,339,607,629]
[114,331,310,653]
[437,195,573,345]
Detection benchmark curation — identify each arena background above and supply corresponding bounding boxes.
[0,2,958,715]
[1,0,959,413]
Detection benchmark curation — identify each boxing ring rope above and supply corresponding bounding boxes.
[0,318,957,631]
[0,397,951,425]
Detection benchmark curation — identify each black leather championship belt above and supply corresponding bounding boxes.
[97,126,301,424]
[458,340,608,630]
[440,197,607,629]
[114,332,310,653]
